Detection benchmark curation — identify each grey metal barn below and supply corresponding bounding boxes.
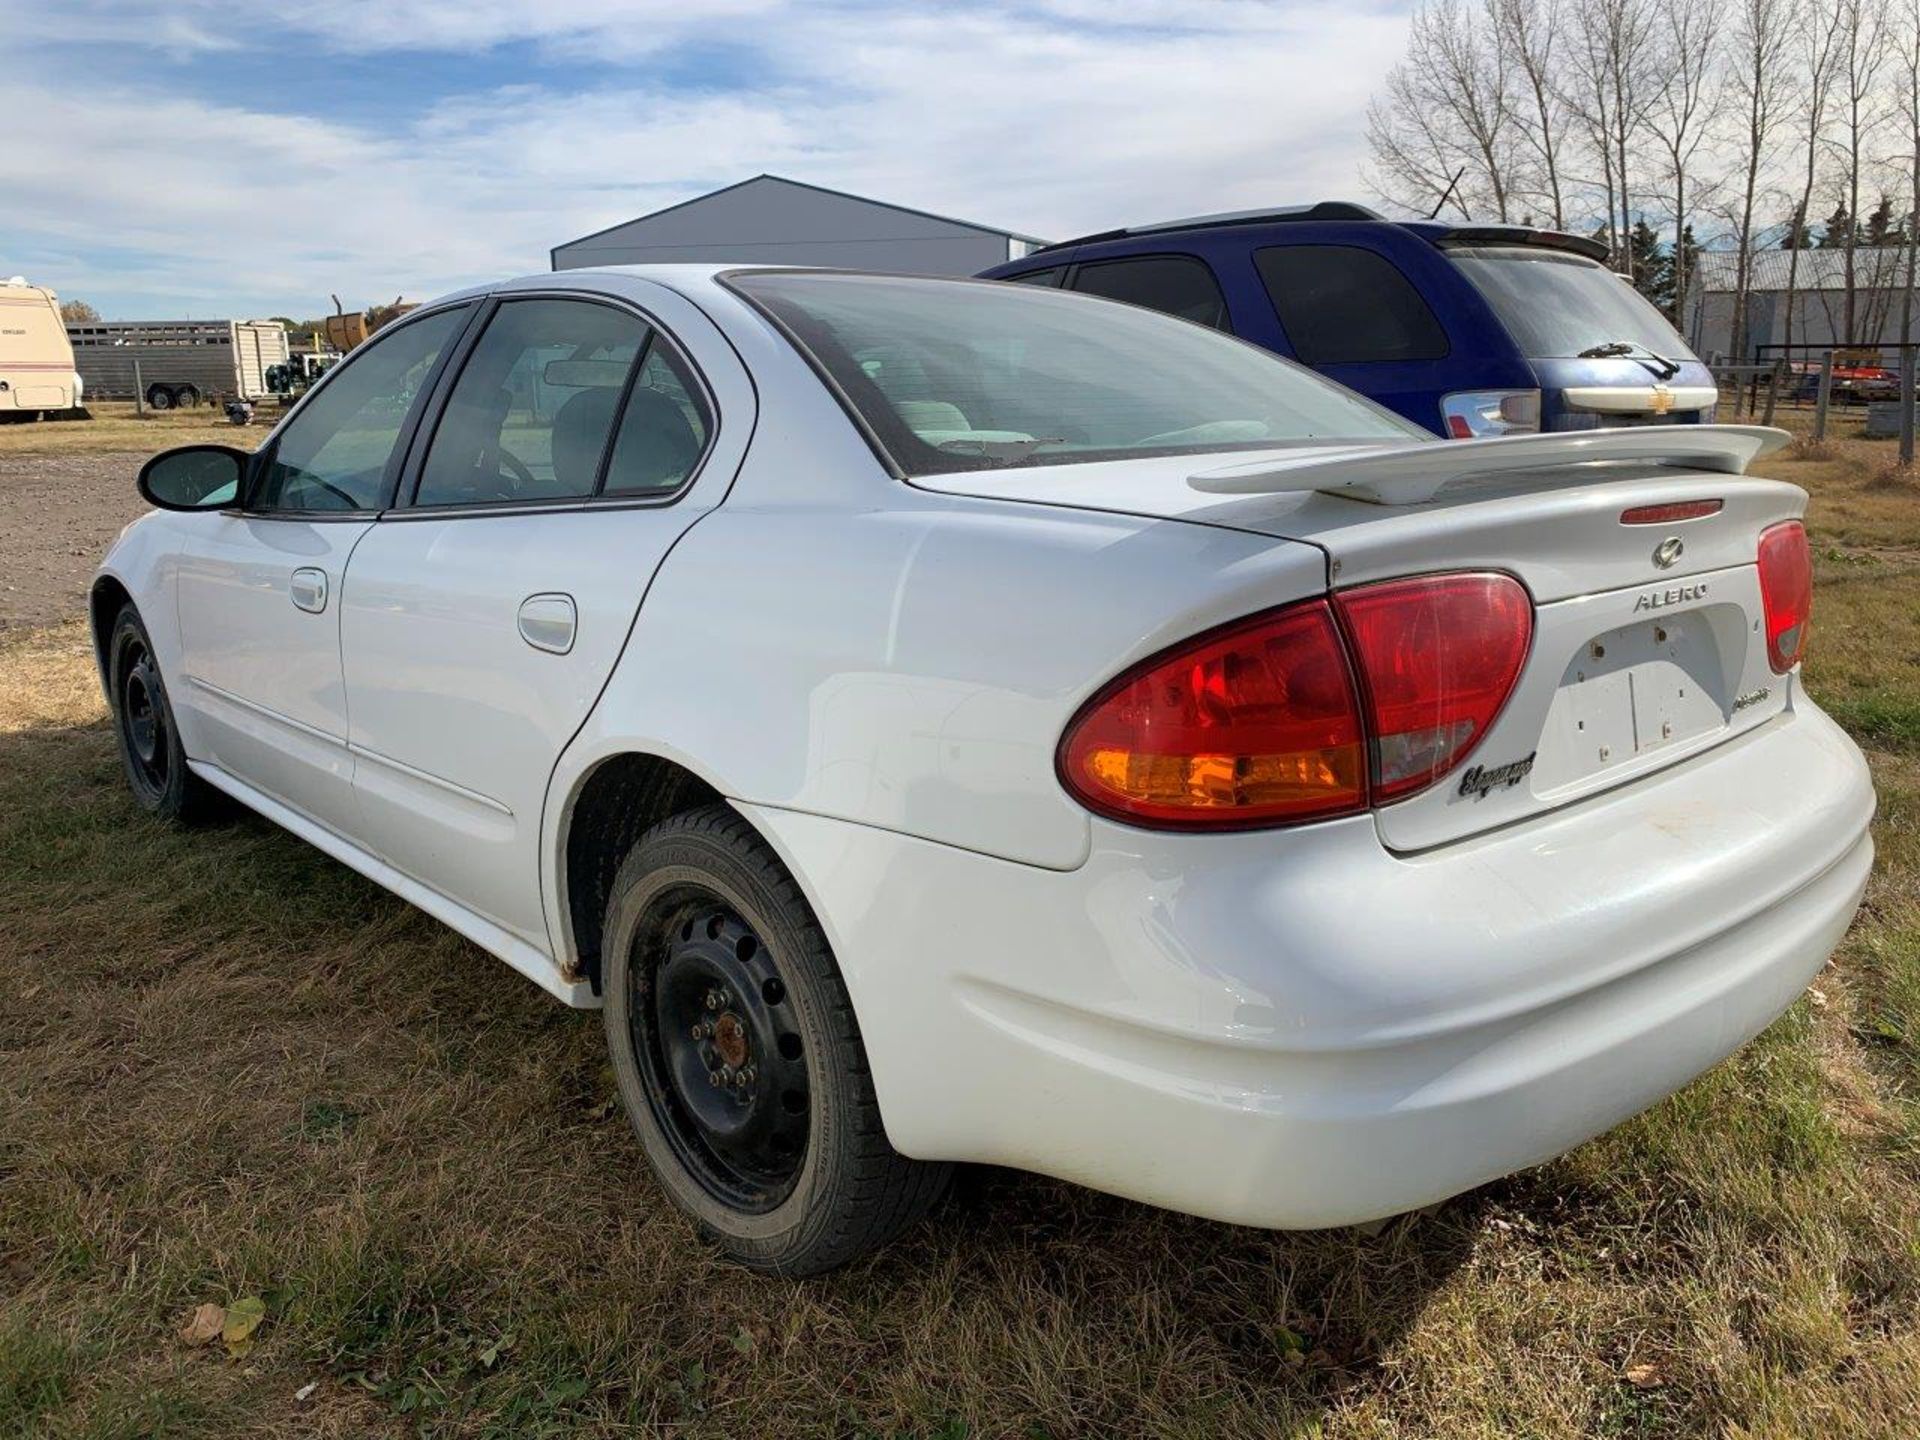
[551,174,1047,275]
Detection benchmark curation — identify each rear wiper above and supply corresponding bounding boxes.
[1577,339,1682,381]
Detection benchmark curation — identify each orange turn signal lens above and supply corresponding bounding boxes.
[1058,601,1368,829]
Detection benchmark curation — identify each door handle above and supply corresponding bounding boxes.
[290,567,328,613]
[517,593,577,654]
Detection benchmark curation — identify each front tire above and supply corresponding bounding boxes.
[602,804,950,1274]
[106,604,222,823]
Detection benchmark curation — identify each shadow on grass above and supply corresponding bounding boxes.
[1,711,1478,1437]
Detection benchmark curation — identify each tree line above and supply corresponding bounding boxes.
[1366,0,1920,359]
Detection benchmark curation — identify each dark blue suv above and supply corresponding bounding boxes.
[978,202,1717,439]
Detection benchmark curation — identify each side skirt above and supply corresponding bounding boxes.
[188,759,600,1009]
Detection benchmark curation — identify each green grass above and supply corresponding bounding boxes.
[1,429,1918,1436]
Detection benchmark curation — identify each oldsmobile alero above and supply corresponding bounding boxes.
[94,266,1875,1273]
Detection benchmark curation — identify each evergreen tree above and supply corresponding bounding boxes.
[1817,200,1856,248]
[1864,194,1903,248]
[1627,220,1668,309]
[1780,203,1813,250]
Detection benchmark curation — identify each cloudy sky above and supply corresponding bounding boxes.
[1,0,1412,319]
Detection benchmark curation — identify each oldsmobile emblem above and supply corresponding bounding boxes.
[1652,535,1684,569]
[1458,752,1536,800]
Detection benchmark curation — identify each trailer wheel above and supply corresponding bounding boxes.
[174,385,200,409]
[146,385,175,411]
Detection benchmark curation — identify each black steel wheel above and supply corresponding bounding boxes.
[106,603,223,823]
[146,385,175,411]
[602,804,950,1274]
[175,385,201,409]
[635,899,812,1211]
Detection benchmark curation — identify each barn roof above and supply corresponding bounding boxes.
[553,174,1050,256]
[1694,246,1914,294]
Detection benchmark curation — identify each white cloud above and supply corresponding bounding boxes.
[0,0,1411,316]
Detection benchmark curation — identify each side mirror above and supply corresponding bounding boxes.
[137,445,248,511]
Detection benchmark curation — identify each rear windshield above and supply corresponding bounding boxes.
[1447,246,1698,362]
[728,271,1425,475]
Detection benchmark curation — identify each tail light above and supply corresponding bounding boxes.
[1333,574,1534,803]
[1440,389,1541,439]
[1757,520,1812,673]
[1058,573,1533,829]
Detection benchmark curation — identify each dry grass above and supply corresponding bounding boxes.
[0,401,274,457]
[2,424,1918,1437]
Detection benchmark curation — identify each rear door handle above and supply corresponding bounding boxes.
[517,593,577,654]
[290,567,328,613]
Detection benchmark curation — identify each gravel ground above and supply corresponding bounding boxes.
[0,452,148,630]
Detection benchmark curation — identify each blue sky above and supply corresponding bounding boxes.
[0,0,1411,319]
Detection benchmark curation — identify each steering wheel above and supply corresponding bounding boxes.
[303,476,363,510]
[498,446,536,493]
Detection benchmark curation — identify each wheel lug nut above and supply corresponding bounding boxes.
[704,990,721,1011]
[733,1070,749,1089]
[690,1022,709,1040]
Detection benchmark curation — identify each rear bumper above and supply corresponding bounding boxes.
[743,697,1874,1229]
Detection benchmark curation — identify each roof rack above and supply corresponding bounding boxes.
[1034,201,1387,253]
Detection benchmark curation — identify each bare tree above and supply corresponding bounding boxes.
[1495,0,1570,227]
[1645,0,1725,325]
[1782,0,1846,354]
[1828,0,1891,337]
[1565,0,1658,272]
[1900,0,1920,344]
[1366,0,1519,221]
[57,299,100,324]
[1724,0,1798,359]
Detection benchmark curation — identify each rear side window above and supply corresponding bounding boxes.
[602,338,712,495]
[1070,256,1230,330]
[1005,267,1065,287]
[1255,245,1449,365]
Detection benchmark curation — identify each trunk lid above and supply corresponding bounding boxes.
[911,426,1806,849]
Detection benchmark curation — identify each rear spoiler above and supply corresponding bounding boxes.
[1188,425,1791,507]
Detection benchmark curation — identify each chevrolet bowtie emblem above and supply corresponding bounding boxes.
[1648,384,1673,415]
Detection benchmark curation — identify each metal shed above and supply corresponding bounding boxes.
[551,174,1048,276]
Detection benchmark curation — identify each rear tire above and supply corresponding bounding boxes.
[146,386,174,411]
[175,385,200,409]
[106,604,223,824]
[602,804,950,1274]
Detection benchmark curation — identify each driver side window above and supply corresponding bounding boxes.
[253,305,469,512]
[413,298,648,508]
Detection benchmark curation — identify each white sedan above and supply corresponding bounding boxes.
[95,266,1875,1274]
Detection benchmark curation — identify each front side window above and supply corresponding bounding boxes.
[253,305,469,511]
[1070,255,1230,330]
[1255,245,1450,365]
[415,298,649,507]
[728,271,1423,476]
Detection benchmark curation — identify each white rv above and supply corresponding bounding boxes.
[0,277,82,419]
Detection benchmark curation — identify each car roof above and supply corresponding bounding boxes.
[1023,206,1609,264]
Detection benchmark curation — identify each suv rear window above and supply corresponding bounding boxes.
[1447,246,1699,361]
[1255,245,1450,365]
[1070,256,1230,330]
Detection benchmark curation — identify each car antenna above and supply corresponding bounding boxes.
[1427,167,1467,221]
